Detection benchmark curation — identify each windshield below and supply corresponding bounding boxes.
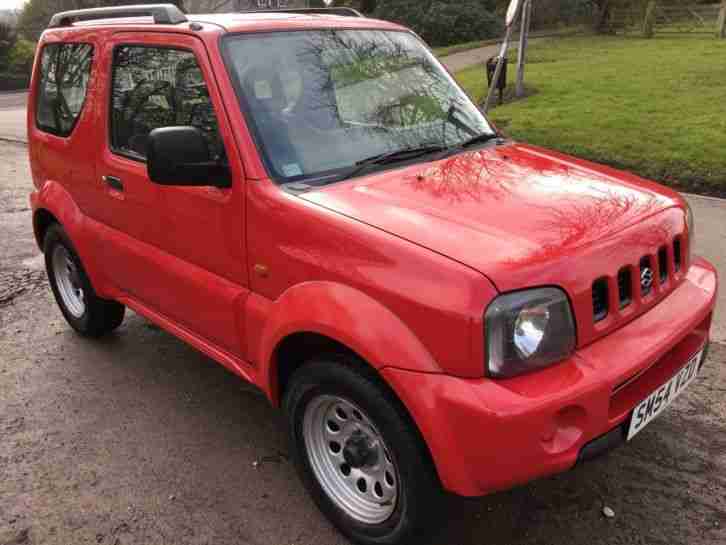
[222,29,496,184]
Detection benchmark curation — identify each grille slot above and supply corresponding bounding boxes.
[658,246,668,283]
[674,237,682,271]
[617,267,632,308]
[589,232,685,323]
[640,256,653,296]
[592,278,609,322]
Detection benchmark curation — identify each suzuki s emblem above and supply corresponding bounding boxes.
[641,268,654,291]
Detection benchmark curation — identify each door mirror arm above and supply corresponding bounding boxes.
[167,161,231,188]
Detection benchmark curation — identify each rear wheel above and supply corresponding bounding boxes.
[44,224,125,337]
[283,355,441,545]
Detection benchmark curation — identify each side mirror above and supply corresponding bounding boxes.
[147,126,231,188]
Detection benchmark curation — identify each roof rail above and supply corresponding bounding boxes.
[47,4,187,28]
[245,7,364,18]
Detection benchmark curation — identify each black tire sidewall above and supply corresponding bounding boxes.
[284,358,437,545]
[44,225,95,333]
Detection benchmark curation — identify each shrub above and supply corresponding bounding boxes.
[375,1,504,47]
[7,39,35,74]
[0,22,17,71]
[530,0,597,29]
[0,72,30,92]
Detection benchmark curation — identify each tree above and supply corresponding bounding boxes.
[333,0,379,13]
[18,0,184,39]
[359,0,377,13]
[375,1,502,47]
[591,0,649,32]
[184,0,235,14]
[0,22,17,71]
[8,39,35,73]
[591,0,612,31]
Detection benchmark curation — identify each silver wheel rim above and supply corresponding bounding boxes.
[303,395,399,524]
[52,245,85,318]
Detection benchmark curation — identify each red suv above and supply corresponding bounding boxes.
[28,5,718,544]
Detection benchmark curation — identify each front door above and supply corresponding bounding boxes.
[94,32,249,357]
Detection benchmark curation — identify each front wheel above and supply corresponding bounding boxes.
[44,223,125,337]
[283,356,441,545]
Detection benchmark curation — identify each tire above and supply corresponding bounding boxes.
[283,355,441,545]
[44,223,125,337]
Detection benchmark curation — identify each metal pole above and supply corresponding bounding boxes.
[515,0,532,98]
[718,0,726,39]
[643,0,657,39]
[483,24,515,112]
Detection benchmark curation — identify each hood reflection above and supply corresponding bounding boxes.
[303,143,681,289]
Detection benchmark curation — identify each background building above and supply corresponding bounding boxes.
[0,10,20,27]
[186,0,309,11]
[238,0,309,8]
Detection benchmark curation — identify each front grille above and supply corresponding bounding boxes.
[592,278,609,322]
[640,256,653,296]
[674,237,682,271]
[658,246,668,283]
[617,267,632,308]
[591,235,684,324]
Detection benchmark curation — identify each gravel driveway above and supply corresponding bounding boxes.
[1,140,725,545]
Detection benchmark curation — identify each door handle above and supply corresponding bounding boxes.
[102,175,124,192]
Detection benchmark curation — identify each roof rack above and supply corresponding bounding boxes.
[245,7,364,18]
[47,4,187,28]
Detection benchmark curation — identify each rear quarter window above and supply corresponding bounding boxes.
[36,43,94,137]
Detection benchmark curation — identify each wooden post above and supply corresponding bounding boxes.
[595,0,612,33]
[718,0,726,39]
[643,0,657,39]
[515,0,532,98]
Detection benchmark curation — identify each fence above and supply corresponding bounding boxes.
[608,2,725,37]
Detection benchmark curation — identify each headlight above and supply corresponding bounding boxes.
[485,287,576,378]
[685,202,694,268]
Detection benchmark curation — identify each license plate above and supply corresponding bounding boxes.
[627,348,704,441]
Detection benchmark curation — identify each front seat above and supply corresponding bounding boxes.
[241,65,299,176]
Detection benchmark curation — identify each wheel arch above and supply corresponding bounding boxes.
[254,281,441,407]
[273,331,443,489]
[33,207,60,250]
[31,181,110,297]
[274,331,358,406]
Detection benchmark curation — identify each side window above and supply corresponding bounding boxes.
[110,46,223,160]
[36,43,94,136]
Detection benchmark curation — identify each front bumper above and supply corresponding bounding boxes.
[381,257,718,497]
[576,338,711,464]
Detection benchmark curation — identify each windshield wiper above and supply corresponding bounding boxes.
[459,132,500,149]
[355,145,447,167]
[338,145,447,182]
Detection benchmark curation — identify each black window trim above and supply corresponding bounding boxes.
[35,41,95,138]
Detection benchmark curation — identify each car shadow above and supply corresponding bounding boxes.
[68,311,725,545]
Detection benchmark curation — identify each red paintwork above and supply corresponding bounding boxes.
[383,258,716,495]
[28,14,719,498]
[301,144,694,348]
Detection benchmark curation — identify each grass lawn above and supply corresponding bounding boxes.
[432,27,585,57]
[454,35,726,197]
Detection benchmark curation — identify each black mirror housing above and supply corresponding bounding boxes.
[147,126,231,187]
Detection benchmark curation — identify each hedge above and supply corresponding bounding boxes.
[0,72,30,91]
[375,0,504,47]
